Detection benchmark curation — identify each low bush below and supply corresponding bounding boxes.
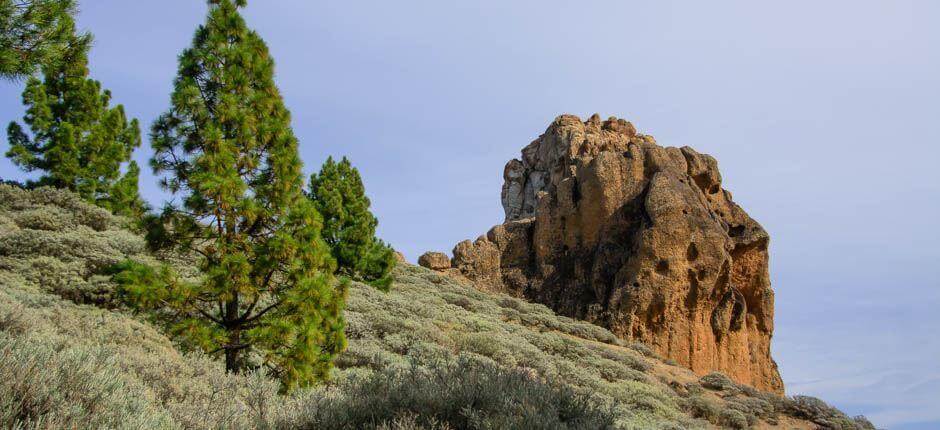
[785,396,876,430]
[699,372,737,393]
[685,394,720,423]
[0,335,175,429]
[0,186,878,430]
[719,408,749,429]
[0,283,292,429]
[279,358,616,430]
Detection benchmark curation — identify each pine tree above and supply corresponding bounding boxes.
[0,0,88,79]
[5,36,146,218]
[143,0,345,390]
[309,156,396,290]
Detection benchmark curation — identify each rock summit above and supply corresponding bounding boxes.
[424,114,783,393]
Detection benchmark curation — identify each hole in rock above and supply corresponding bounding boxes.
[655,260,670,275]
[728,225,746,238]
[687,243,699,261]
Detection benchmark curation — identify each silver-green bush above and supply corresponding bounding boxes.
[0,186,876,430]
[280,358,616,429]
[0,335,174,429]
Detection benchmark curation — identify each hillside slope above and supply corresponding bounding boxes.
[0,185,874,429]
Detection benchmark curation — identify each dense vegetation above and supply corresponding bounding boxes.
[0,186,875,429]
[5,8,144,217]
[309,156,396,290]
[0,0,86,79]
[0,1,879,428]
[2,0,391,396]
[131,0,347,389]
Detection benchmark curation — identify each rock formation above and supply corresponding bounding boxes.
[418,251,451,271]
[434,114,783,393]
[393,251,409,265]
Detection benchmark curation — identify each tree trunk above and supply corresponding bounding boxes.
[224,295,242,373]
[225,334,241,373]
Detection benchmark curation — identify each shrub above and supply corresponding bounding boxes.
[728,396,773,419]
[686,395,720,423]
[719,408,750,429]
[0,186,874,430]
[626,342,655,358]
[0,185,148,307]
[0,335,174,429]
[0,281,299,430]
[279,358,616,430]
[699,372,738,393]
[785,396,876,430]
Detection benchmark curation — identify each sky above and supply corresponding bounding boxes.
[1,1,938,427]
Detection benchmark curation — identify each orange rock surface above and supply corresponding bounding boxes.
[443,114,784,393]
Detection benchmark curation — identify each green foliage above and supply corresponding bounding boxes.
[0,186,877,429]
[103,160,146,217]
[338,264,695,429]
[145,0,344,390]
[0,0,87,79]
[279,358,617,430]
[309,156,396,290]
[110,260,227,352]
[0,269,290,429]
[5,35,145,218]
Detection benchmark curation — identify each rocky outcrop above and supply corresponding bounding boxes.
[440,114,783,393]
[418,251,451,271]
[393,251,408,264]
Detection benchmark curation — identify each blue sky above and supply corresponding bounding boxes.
[2,1,938,427]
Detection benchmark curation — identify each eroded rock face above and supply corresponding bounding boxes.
[445,114,783,393]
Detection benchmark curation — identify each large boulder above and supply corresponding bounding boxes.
[418,251,451,271]
[442,114,783,393]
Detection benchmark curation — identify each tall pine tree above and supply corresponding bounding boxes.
[0,0,87,79]
[309,156,396,290]
[144,0,345,389]
[5,34,145,218]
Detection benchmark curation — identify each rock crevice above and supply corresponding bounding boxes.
[426,114,783,393]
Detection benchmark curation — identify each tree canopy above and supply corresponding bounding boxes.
[309,156,396,290]
[5,36,145,218]
[139,0,346,390]
[0,0,88,79]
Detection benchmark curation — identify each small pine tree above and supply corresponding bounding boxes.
[309,156,396,290]
[5,37,145,218]
[0,0,87,79]
[142,0,345,390]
